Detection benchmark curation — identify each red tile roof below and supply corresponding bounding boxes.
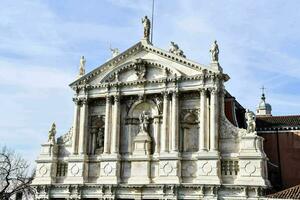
[267,184,300,199]
[256,115,300,131]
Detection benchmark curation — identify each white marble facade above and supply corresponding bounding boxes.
[32,37,270,199]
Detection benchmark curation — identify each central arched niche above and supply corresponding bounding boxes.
[123,100,159,155]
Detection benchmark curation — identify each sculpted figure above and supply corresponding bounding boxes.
[79,56,86,76]
[110,45,119,58]
[169,41,186,57]
[142,16,151,40]
[245,109,256,133]
[48,122,56,144]
[139,111,150,133]
[210,40,219,62]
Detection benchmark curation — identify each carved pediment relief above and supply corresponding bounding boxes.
[102,59,181,83]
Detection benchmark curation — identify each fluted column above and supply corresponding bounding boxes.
[161,92,169,153]
[210,88,218,151]
[171,91,179,152]
[72,98,80,155]
[78,97,88,155]
[199,89,207,152]
[153,116,160,155]
[111,95,120,154]
[103,95,112,154]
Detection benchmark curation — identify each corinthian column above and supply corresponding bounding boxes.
[72,98,80,155]
[210,88,218,151]
[78,97,88,155]
[171,91,179,152]
[103,95,112,154]
[111,95,120,154]
[199,89,207,152]
[161,92,169,153]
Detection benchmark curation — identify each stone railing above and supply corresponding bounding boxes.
[221,159,239,183]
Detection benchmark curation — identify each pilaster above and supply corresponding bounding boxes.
[78,97,88,155]
[199,88,207,152]
[171,91,179,153]
[104,95,112,154]
[161,91,169,153]
[71,98,80,155]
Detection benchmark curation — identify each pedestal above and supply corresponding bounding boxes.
[32,143,57,185]
[235,133,270,187]
[195,151,221,185]
[128,130,152,184]
[97,154,120,184]
[64,155,87,184]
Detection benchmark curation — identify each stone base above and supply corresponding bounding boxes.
[195,158,221,185]
[155,159,181,184]
[64,155,87,184]
[97,160,120,184]
[128,159,151,184]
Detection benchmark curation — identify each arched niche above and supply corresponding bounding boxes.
[181,112,199,152]
[123,100,159,154]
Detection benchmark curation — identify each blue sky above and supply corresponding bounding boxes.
[1,0,300,165]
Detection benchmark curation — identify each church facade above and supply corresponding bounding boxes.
[32,17,270,199]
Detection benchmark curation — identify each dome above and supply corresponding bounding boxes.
[256,93,272,116]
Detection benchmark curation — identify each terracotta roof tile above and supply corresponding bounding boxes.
[256,115,300,131]
[267,184,300,199]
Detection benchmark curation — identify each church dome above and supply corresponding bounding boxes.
[256,93,272,116]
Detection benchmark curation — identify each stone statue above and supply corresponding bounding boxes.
[79,56,86,76]
[96,128,104,151]
[169,41,186,58]
[110,45,119,58]
[142,16,151,41]
[48,122,56,144]
[245,109,256,133]
[139,111,150,133]
[210,40,219,62]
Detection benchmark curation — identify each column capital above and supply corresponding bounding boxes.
[72,97,81,105]
[199,88,207,95]
[80,97,88,105]
[114,95,120,102]
[106,95,112,103]
[208,87,219,95]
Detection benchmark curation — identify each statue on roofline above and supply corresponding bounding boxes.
[169,41,186,58]
[142,16,151,41]
[110,44,119,58]
[48,122,56,144]
[79,56,86,76]
[210,40,219,62]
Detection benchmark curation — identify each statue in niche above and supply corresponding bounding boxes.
[245,109,256,133]
[169,41,186,58]
[48,122,56,144]
[210,40,219,62]
[90,116,105,153]
[139,111,150,133]
[142,16,151,41]
[96,127,104,150]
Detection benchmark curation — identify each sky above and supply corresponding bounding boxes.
[1,0,300,166]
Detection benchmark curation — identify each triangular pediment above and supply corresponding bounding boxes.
[69,41,221,87]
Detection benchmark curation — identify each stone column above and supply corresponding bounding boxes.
[78,97,88,155]
[210,88,218,151]
[111,95,120,154]
[72,98,80,155]
[161,92,169,153]
[103,95,112,154]
[199,89,207,152]
[153,116,160,155]
[171,91,179,152]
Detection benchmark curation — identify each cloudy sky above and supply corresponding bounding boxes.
[1,0,300,165]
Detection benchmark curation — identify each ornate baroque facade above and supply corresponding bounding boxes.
[32,19,270,199]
